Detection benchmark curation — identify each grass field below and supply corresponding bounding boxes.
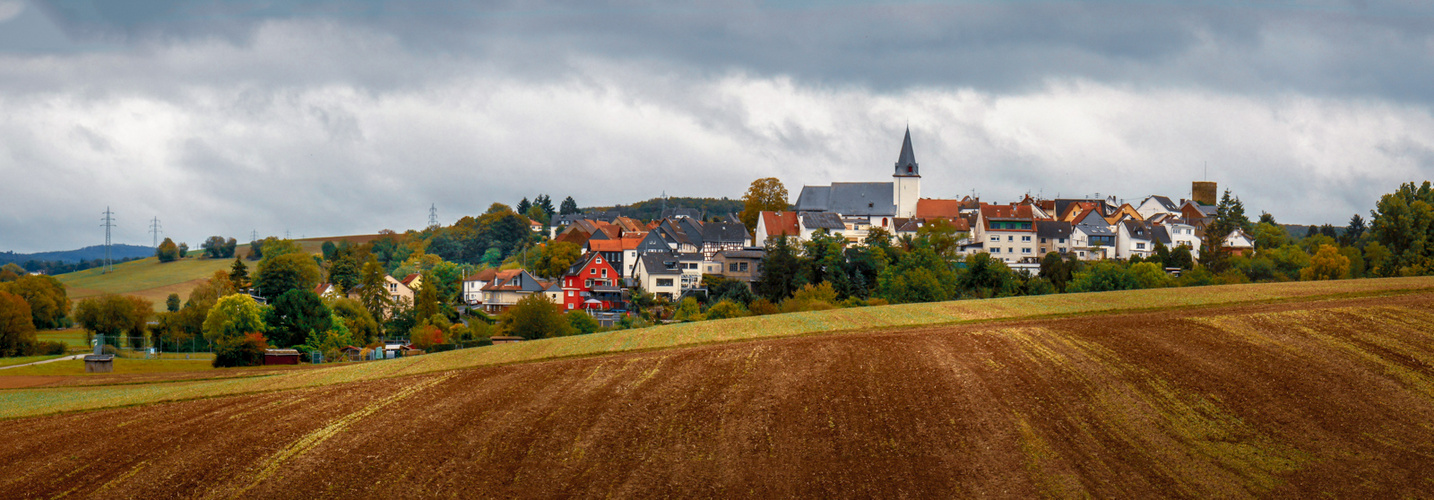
[0,358,216,377]
[0,355,67,369]
[4,281,1434,496]
[2,276,1431,421]
[36,328,90,348]
[54,234,379,311]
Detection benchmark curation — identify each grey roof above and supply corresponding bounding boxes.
[801,212,847,230]
[1076,210,1109,227]
[717,249,765,260]
[827,182,896,216]
[795,185,831,212]
[637,230,673,253]
[1152,225,1172,245]
[1123,220,1153,241]
[895,128,919,176]
[678,252,704,262]
[639,253,682,275]
[661,207,701,220]
[1035,220,1072,240]
[702,221,750,244]
[1149,195,1179,211]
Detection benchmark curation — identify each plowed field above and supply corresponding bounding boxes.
[5,292,1434,498]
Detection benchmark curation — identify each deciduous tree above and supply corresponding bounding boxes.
[1301,244,1351,281]
[203,294,266,344]
[156,237,180,263]
[0,274,70,329]
[0,291,36,357]
[739,177,789,233]
[254,253,322,300]
[498,293,571,340]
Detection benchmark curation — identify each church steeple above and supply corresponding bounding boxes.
[895,127,919,177]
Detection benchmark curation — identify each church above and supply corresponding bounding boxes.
[793,128,922,230]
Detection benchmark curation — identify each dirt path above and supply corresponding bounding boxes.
[3,293,1434,498]
[0,354,81,371]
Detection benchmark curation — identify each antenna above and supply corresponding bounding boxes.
[149,217,162,248]
[100,207,116,273]
[428,203,439,228]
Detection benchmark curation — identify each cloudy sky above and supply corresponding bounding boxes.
[2,0,1432,252]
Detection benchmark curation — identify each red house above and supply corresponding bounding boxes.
[562,252,621,311]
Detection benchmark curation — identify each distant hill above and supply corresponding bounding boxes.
[584,197,745,221]
[0,244,154,265]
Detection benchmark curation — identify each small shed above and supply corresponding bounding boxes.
[263,349,301,365]
[490,336,525,344]
[339,346,364,362]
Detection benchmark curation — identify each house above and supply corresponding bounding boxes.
[1105,203,1145,225]
[1117,221,1158,260]
[561,252,622,311]
[800,212,847,241]
[636,253,683,300]
[589,237,644,279]
[480,269,549,313]
[383,274,419,307]
[701,221,752,260]
[976,204,1038,264]
[754,211,800,244]
[1223,228,1256,257]
[1072,209,1117,260]
[1035,221,1074,256]
[1164,221,1202,255]
[793,128,924,222]
[713,249,765,285]
[1135,195,1181,220]
[313,283,343,299]
[461,268,499,306]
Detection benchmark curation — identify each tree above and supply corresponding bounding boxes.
[177,242,189,258]
[755,236,803,302]
[229,257,251,292]
[1039,252,1073,292]
[879,248,959,303]
[739,177,789,233]
[156,237,180,263]
[535,194,556,218]
[1369,181,1434,274]
[0,263,25,282]
[0,274,70,329]
[704,300,750,320]
[560,196,580,215]
[213,332,268,368]
[1168,245,1195,270]
[0,291,36,357]
[1129,262,1172,288]
[203,294,267,344]
[1067,261,1140,293]
[358,259,393,320]
[673,296,705,322]
[567,311,601,334]
[1252,222,1289,250]
[74,295,152,347]
[257,237,303,262]
[321,241,338,261]
[203,236,230,258]
[498,293,571,340]
[326,246,361,293]
[224,238,238,258]
[254,253,322,300]
[1344,214,1367,246]
[412,274,441,324]
[1301,244,1351,281]
[166,293,181,312]
[264,289,333,348]
[1201,189,1253,268]
[330,298,381,346]
[1258,212,1278,225]
[517,197,532,216]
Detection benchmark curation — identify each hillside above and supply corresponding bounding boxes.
[53,235,379,310]
[2,278,1434,496]
[584,196,745,220]
[0,244,154,264]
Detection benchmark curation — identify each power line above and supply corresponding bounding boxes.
[100,207,116,273]
[149,217,162,248]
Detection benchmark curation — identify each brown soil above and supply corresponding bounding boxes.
[3,293,1434,498]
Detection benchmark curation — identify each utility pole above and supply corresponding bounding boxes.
[149,217,162,248]
[101,207,116,273]
[285,229,291,240]
[251,229,258,242]
[428,204,439,229]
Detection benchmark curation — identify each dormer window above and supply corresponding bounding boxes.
[907,166,912,173]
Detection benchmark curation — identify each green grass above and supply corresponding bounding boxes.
[36,329,89,348]
[0,355,68,369]
[3,276,1432,420]
[0,359,216,377]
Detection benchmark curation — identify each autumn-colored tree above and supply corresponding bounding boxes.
[0,274,70,329]
[203,294,267,344]
[0,291,36,357]
[739,177,789,234]
[254,252,322,300]
[156,237,180,263]
[1301,244,1351,281]
[535,241,581,278]
[0,263,24,282]
[358,258,393,320]
[74,295,152,348]
[329,298,381,346]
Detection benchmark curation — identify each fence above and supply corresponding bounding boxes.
[91,334,214,359]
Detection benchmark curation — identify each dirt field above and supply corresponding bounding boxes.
[3,293,1434,498]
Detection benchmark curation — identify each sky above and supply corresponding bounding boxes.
[1,0,1432,253]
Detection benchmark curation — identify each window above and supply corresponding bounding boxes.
[739,262,749,272]
[729,263,738,272]
[1079,251,1086,257]
[601,269,607,278]
[596,257,603,264]
[1059,238,1066,244]
[1021,236,1031,242]
[590,269,596,275]
[1007,236,1014,242]
[657,278,674,287]
[990,236,999,242]
[567,304,574,310]
[585,279,593,288]
[1023,248,1032,254]
[1040,237,1047,244]
[1008,248,1015,254]
[992,248,1001,253]
[1136,242,1146,250]
[567,291,573,297]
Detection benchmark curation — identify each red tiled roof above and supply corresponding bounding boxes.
[401,273,421,286]
[915,198,963,219]
[760,211,800,237]
[979,204,1033,220]
[463,268,499,282]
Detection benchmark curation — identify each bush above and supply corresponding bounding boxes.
[213,332,268,368]
[35,341,66,355]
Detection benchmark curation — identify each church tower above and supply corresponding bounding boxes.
[893,127,921,218]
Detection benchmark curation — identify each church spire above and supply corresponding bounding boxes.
[894,127,919,177]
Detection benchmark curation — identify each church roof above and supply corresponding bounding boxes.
[895,127,919,176]
[794,185,831,212]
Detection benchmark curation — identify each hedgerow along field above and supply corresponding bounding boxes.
[2,280,1434,497]
[2,276,1432,420]
[55,234,380,311]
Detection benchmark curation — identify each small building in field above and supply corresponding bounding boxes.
[263,349,301,365]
